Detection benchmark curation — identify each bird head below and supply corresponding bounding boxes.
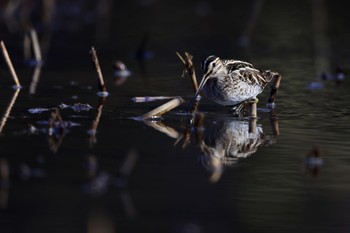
[186,55,222,113]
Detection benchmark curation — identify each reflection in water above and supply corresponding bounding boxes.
[88,97,107,147]
[113,60,132,86]
[83,150,138,218]
[305,146,323,177]
[47,108,66,153]
[133,32,154,75]
[144,120,180,139]
[195,114,277,182]
[0,158,9,209]
[0,88,20,134]
[144,110,279,183]
[2,0,55,61]
[29,64,42,94]
[88,208,115,233]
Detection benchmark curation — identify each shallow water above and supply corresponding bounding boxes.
[1,1,350,233]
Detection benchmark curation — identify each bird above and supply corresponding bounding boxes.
[186,55,279,113]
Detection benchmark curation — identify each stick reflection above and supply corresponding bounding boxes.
[88,97,107,147]
[0,88,20,134]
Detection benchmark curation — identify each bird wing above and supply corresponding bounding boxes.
[233,67,270,87]
[223,60,254,72]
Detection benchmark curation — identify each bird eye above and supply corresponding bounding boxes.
[212,63,216,67]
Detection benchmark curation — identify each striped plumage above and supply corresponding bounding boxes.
[187,55,278,110]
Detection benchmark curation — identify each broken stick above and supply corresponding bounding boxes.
[142,97,184,119]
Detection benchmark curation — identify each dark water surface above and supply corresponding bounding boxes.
[1,1,350,232]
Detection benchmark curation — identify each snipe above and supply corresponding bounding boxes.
[187,55,280,113]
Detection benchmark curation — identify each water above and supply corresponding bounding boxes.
[1,0,350,232]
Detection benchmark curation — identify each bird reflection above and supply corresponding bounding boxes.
[194,114,277,182]
[143,110,279,182]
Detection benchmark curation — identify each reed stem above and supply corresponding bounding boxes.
[29,28,42,63]
[90,46,107,93]
[0,41,21,88]
[176,51,198,93]
[267,74,282,104]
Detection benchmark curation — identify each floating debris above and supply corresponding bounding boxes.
[70,103,93,112]
[29,103,92,113]
[114,60,131,77]
[28,107,51,114]
[97,91,109,97]
[58,103,70,109]
[113,60,131,86]
[131,96,177,103]
[58,103,93,112]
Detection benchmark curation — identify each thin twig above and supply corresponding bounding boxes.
[0,40,21,88]
[176,51,198,93]
[90,46,107,93]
